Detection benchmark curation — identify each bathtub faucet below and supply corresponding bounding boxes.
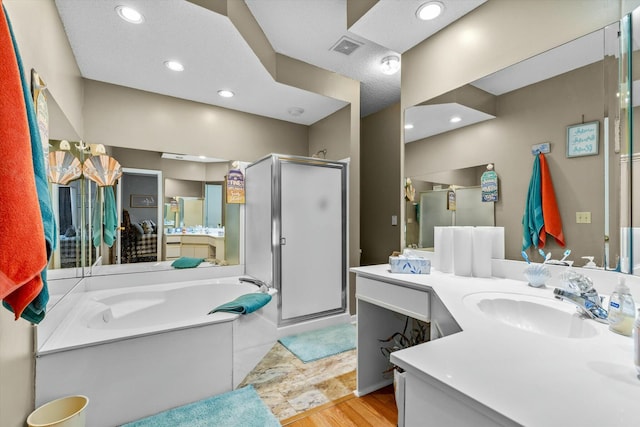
[239,277,270,293]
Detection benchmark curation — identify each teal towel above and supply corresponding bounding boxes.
[522,154,544,251]
[171,256,205,269]
[3,5,54,323]
[208,293,272,315]
[92,187,103,248]
[103,186,117,247]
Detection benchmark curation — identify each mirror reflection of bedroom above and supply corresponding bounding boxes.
[119,171,161,264]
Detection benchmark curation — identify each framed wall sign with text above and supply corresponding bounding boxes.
[566,121,599,158]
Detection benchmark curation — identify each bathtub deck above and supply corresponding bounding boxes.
[37,280,251,355]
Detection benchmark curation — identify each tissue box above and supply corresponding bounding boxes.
[389,256,431,274]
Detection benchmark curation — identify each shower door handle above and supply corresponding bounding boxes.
[280,237,287,245]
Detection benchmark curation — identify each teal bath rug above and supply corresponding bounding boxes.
[121,385,279,427]
[279,322,356,363]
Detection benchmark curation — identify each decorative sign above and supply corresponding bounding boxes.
[567,121,599,157]
[130,194,157,208]
[226,169,245,204]
[531,142,550,155]
[481,170,498,202]
[447,189,456,211]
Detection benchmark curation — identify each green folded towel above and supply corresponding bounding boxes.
[171,256,205,269]
[208,293,272,315]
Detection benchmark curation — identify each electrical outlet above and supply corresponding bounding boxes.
[576,211,591,224]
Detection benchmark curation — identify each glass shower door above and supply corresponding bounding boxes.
[279,160,345,321]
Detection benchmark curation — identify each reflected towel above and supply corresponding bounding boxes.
[522,154,543,251]
[103,186,117,247]
[171,257,205,269]
[208,293,272,315]
[538,153,565,248]
[0,4,48,319]
[92,187,103,248]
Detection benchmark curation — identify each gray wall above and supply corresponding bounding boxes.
[360,103,402,264]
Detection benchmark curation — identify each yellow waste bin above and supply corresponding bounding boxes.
[26,395,89,427]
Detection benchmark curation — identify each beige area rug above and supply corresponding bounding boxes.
[239,342,357,420]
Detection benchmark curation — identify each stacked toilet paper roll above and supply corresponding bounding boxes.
[472,227,493,278]
[434,227,454,273]
[434,226,504,277]
[453,227,473,276]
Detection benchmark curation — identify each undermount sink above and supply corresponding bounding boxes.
[463,292,599,339]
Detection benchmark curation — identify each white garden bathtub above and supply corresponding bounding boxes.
[35,275,278,427]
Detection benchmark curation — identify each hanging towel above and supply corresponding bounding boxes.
[538,153,565,248]
[103,186,117,247]
[0,3,48,319]
[3,268,48,324]
[3,4,55,322]
[208,293,272,315]
[522,154,544,251]
[92,186,103,248]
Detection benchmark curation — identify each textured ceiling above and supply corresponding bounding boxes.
[54,0,487,126]
[54,0,347,126]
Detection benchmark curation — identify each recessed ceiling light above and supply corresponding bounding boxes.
[416,2,444,20]
[380,55,401,75]
[218,90,234,98]
[404,124,414,130]
[450,116,462,123]
[115,5,144,24]
[198,155,207,159]
[164,60,184,72]
[287,107,305,117]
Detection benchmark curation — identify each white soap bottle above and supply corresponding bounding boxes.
[634,309,640,375]
[609,276,636,336]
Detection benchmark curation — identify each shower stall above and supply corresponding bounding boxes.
[245,154,347,326]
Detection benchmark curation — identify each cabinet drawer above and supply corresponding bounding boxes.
[181,235,208,244]
[165,245,181,258]
[165,235,181,243]
[356,276,430,321]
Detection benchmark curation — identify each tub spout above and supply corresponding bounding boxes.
[239,277,269,293]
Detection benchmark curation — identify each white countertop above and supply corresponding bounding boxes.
[351,263,640,426]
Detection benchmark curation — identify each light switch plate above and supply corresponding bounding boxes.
[391,215,398,226]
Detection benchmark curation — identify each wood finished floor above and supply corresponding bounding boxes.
[280,385,397,427]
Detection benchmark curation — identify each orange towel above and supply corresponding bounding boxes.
[538,153,565,248]
[0,2,48,318]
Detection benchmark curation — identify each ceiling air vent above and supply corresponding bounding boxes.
[330,36,363,55]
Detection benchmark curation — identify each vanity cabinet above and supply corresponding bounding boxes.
[354,272,463,427]
[163,235,225,260]
[165,235,181,260]
[402,373,518,427]
[355,275,430,394]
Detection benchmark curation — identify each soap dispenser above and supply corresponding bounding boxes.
[608,276,636,336]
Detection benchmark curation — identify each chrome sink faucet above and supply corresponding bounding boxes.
[553,271,608,323]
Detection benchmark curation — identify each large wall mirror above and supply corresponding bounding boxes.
[47,144,243,283]
[404,21,623,269]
